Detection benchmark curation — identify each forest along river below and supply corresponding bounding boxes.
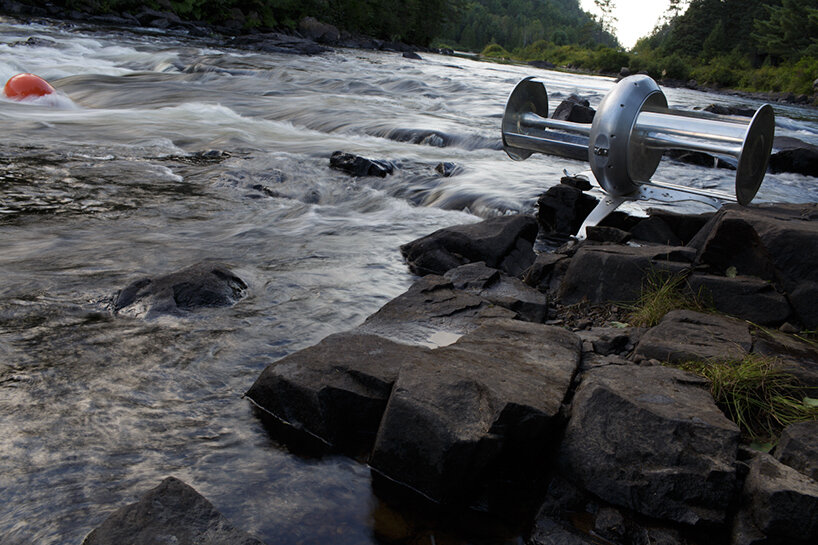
[1,18,818,545]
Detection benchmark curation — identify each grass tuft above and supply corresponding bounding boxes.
[626,271,709,328]
[678,355,818,440]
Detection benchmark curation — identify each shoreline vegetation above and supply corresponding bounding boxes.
[3,0,816,103]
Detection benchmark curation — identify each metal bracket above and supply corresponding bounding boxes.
[573,177,728,240]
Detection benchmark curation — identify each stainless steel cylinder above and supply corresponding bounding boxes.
[501,76,588,162]
[501,74,776,206]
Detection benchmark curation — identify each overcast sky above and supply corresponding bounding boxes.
[580,0,671,50]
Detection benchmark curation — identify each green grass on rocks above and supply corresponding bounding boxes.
[678,355,818,440]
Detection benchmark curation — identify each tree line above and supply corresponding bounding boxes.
[53,0,615,49]
[633,0,818,95]
[42,1,818,95]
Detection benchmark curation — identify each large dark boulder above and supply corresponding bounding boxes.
[703,104,756,117]
[537,184,598,236]
[113,262,247,318]
[632,310,751,364]
[692,216,778,281]
[528,60,556,70]
[551,95,595,124]
[769,147,818,177]
[774,421,818,482]
[685,273,792,326]
[647,209,714,246]
[555,245,692,306]
[733,453,818,545]
[689,203,818,327]
[559,365,740,526]
[629,216,683,246]
[399,214,538,277]
[245,332,430,454]
[82,477,265,545]
[370,320,581,505]
[230,32,330,55]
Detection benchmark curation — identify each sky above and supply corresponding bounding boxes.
[580,0,671,50]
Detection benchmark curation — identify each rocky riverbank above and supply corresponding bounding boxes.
[235,183,818,545]
[74,152,818,544]
[0,0,438,56]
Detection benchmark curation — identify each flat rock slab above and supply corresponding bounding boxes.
[774,421,818,481]
[399,214,538,277]
[113,262,247,318]
[559,365,740,526]
[82,477,265,545]
[736,453,818,543]
[556,245,692,306]
[370,319,581,504]
[355,274,516,347]
[633,310,751,364]
[245,332,431,452]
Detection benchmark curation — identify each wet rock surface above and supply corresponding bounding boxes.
[245,332,432,454]
[354,274,516,346]
[82,477,266,545]
[329,150,395,177]
[399,213,538,277]
[113,262,247,318]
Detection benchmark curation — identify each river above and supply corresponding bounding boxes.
[1,17,817,545]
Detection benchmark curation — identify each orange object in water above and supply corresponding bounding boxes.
[3,73,55,99]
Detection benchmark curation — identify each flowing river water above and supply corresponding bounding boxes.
[1,17,817,545]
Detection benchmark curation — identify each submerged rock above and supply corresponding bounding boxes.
[559,365,740,526]
[113,262,247,318]
[82,477,265,545]
[329,151,394,177]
